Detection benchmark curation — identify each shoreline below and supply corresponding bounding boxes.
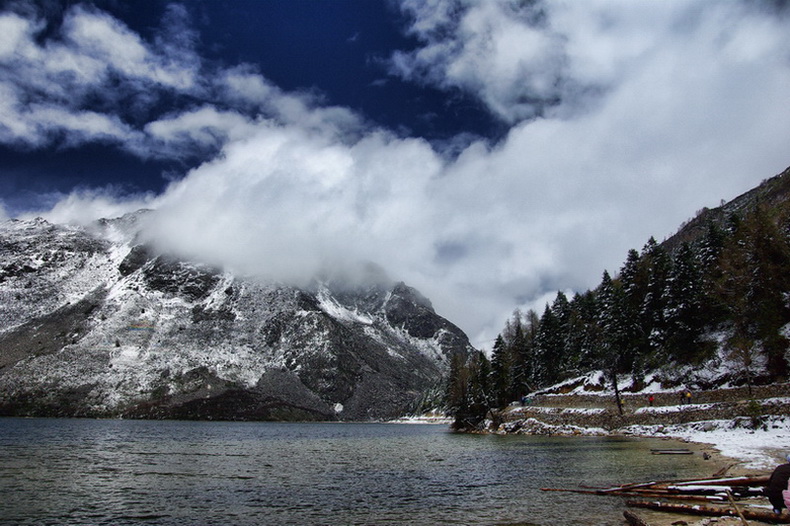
[620,415,790,473]
[492,415,789,471]
[499,416,788,525]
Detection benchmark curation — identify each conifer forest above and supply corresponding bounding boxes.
[447,174,790,428]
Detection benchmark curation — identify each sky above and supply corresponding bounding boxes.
[1,0,789,347]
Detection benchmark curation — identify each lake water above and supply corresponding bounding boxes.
[0,418,715,525]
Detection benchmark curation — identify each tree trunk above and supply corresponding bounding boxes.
[612,369,624,415]
[626,500,790,523]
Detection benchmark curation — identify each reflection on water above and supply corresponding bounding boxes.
[0,418,714,525]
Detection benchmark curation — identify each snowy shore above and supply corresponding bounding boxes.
[496,372,790,473]
[495,412,790,471]
[621,415,790,472]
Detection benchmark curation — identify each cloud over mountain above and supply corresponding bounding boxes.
[3,1,790,344]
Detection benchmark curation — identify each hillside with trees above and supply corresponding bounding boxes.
[448,166,790,429]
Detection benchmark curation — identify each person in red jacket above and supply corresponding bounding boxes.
[766,454,790,514]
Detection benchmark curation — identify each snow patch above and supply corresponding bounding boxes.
[621,416,790,470]
[317,289,373,325]
[389,414,453,425]
[635,403,716,414]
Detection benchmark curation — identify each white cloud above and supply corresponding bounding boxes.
[0,5,201,153]
[390,0,790,127]
[391,0,568,122]
[221,66,277,106]
[144,125,442,285]
[0,5,367,159]
[30,189,155,226]
[60,5,196,90]
[145,106,261,150]
[31,105,138,144]
[0,83,38,145]
[0,81,141,148]
[23,1,790,347]
[0,11,36,58]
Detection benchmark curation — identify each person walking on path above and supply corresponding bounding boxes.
[766,453,790,514]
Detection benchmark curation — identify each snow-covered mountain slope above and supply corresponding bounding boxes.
[0,213,474,421]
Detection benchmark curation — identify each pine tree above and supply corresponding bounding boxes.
[517,309,541,391]
[717,205,790,379]
[489,335,511,408]
[449,352,493,430]
[698,221,729,327]
[566,291,600,373]
[618,248,649,379]
[744,205,790,378]
[641,238,671,357]
[509,312,533,399]
[469,351,492,423]
[446,352,469,419]
[552,291,572,367]
[534,304,562,387]
[596,270,626,415]
[487,193,790,393]
[699,221,726,271]
[664,242,707,363]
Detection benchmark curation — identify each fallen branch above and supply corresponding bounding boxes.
[668,475,769,487]
[726,489,750,526]
[626,500,790,523]
[541,486,726,502]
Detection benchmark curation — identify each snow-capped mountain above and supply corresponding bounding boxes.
[0,212,474,420]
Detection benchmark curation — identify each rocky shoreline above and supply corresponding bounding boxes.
[482,382,790,525]
[491,383,786,445]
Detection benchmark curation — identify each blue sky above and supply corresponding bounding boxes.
[0,0,502,213]
[1,0,789,344]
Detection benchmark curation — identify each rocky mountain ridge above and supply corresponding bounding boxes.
[663,164,790,253]
[0,212,474,421]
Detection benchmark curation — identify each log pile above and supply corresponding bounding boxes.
[543,475,790,524]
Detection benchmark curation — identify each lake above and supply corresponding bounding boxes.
[0,418,715,525]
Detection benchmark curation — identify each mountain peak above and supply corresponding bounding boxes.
[0,216,474,421]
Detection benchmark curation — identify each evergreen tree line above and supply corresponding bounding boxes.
[447,204,790,429]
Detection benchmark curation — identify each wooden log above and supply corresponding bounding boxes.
[547,481,739,498]
[600,481,660,493]
[628,490,726,502]
[593,474,769,493]
[623,510,651,526]
[668,475,769,487]
[662,485,734,496]
[626,493,725,503]
[625,500,790,523]
[541,486,726,502]
[725,489,750,526]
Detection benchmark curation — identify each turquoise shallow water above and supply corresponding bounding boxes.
[0,418,713,525]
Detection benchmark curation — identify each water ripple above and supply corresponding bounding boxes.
[1,419,715,526]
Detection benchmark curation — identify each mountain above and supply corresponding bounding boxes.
[0,212,474,421]
[663,165,790,253]
[462,165,790,429]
